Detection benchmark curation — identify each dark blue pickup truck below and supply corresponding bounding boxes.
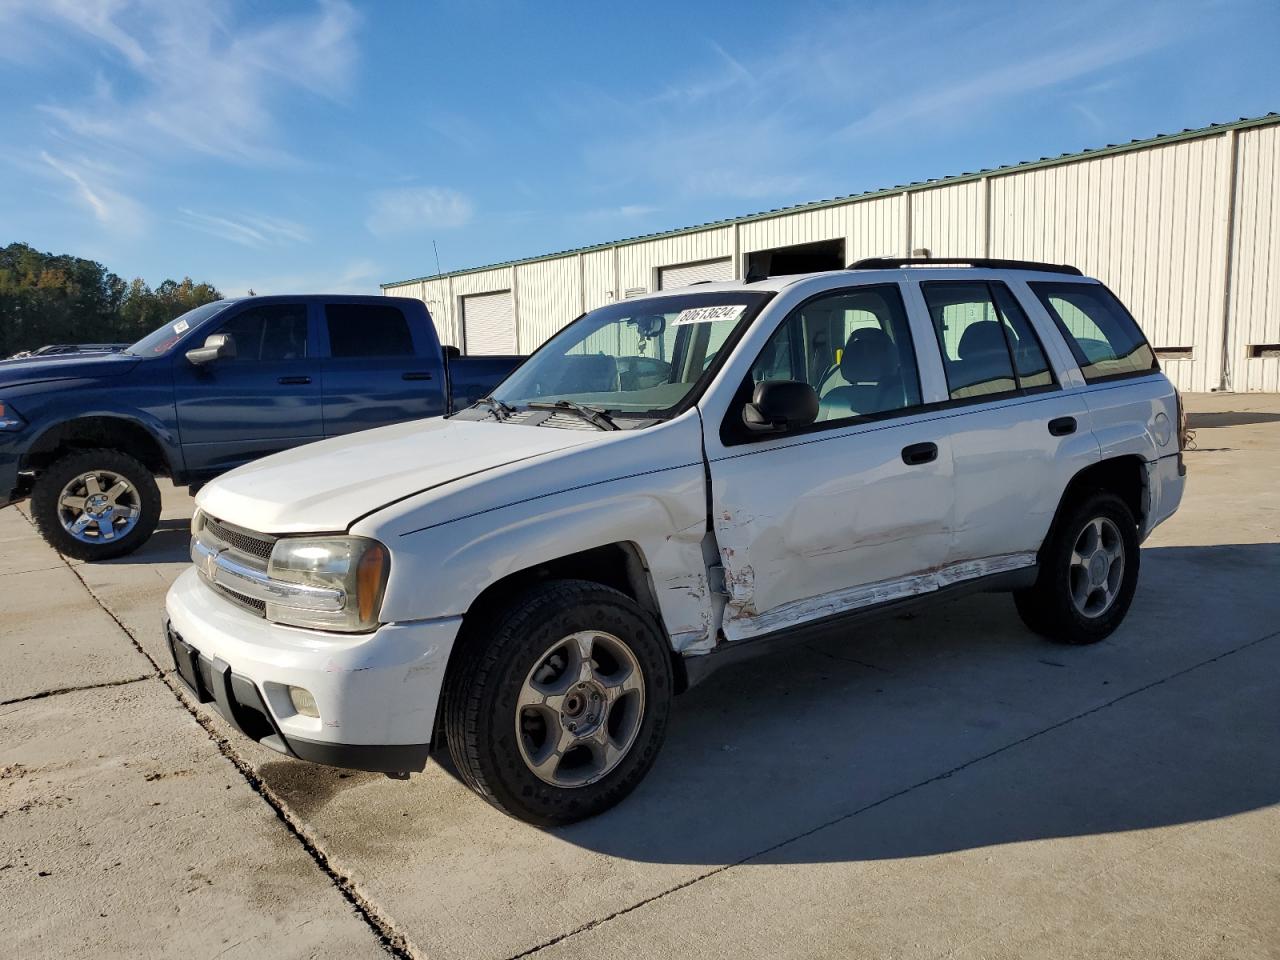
[0,295,521,560]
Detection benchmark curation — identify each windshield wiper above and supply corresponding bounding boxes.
[474,395,517,421]
[527,399,620,431]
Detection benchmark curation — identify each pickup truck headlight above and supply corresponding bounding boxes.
[0,400,26,432]
[266,536,390,632]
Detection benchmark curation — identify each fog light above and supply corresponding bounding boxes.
[288,686,319,718]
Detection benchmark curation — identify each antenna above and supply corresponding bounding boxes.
[433,240,443,278]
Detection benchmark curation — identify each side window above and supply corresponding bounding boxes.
[922,282,1018,400]
[991,283,1054,389]
[325,304,415,358]
[750,285,923,422]
[217,304,308,362]
[1030,282,1157,382]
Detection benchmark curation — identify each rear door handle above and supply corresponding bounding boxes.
[1048,416,1077,436]
[402,371,433,381]
[901,442,938,466]
[277,376,312,385]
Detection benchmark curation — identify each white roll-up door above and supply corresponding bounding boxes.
[461,290,515,355]
[658,257,733,289]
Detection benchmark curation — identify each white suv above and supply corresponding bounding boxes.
[165,258,1186,824]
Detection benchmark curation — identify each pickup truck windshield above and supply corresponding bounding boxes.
[491,291,770,417]
[125,300,230,357]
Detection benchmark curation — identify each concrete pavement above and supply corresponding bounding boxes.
[2,393,1278,959]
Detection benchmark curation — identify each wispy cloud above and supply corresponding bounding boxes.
[27,0,360,164]
[178,209,311,248]
[365,187,474,237]
[38,150,144,232]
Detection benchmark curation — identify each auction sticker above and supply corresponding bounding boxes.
[173,319,190,334]
[672,304,746,326]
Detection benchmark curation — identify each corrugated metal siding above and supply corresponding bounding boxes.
[1230,124,1280,392]
[616,228,733,298]
[990,135,1228,392]
[383,117,1280,390]
[911,181,986,259]
[515,256,581,350]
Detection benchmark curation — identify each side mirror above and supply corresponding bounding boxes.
[743,380,819,434]
[185,333,236,366]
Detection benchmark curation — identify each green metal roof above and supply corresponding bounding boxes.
[382,112,1280,290]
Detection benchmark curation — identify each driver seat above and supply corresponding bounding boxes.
[820,327,901,419]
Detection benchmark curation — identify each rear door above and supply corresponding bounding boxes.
[172,301,323,476]
[910,277,1097,567]
[319,301,446,437]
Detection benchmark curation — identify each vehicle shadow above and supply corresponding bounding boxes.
[102,520,191,564]
[1188,410,1280,429]
[535,541,1280,864]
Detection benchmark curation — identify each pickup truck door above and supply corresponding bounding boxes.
[909,278,1097,568]
[318,301,446,437]
[172,301,323,476]
[704,283,955,643]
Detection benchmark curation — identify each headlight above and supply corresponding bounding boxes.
[266,536,390,632]
[0,400,26,432]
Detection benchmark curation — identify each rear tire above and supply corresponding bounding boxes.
[1014,490,1140,645]
[29,448,161,561]
[443,579,673,825]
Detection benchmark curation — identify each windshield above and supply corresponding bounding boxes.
[491,291,770,417]
[125,300,229,357]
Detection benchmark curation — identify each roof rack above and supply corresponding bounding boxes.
[847,257,1083,276]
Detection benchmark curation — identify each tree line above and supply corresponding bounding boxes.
[0,242,223,357]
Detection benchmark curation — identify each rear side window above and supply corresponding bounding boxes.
[217,304,308,361]
[922,282,1055,400]
[1030,282,1157,382]
[325,304,415,358]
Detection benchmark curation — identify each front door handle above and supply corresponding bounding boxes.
[277,376,312,385]
[402,371,433,381]
[1048,416,1077,436]
[901,442,938,466]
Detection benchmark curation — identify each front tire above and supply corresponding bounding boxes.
[29,448,161,561]
[443,579,673,825]
[1014,490,1140,644]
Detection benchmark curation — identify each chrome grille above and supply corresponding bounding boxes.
[202,514,276,561]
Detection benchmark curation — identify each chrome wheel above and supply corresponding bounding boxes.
[1069,516,1125,618]
[515,630,645,788]
[56,470,141,544]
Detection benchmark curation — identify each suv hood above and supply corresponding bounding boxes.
[0,353,140,388]
[196,417,601,533]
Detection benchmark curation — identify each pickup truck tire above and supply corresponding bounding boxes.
[442,579,673,825]
[1014,490,1140,645]
[29,448,162,562]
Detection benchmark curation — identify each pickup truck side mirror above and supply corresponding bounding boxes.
[743,379,819,434]
[185,333,237,366]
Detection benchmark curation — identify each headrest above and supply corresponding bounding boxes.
[840,327,894,383]
[957,320,1007,359]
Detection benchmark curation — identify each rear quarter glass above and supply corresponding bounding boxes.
[1029,282,1157,382]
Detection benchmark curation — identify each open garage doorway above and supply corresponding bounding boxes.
[745,238,845,279]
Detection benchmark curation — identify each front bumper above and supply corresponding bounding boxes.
[165,566,462,773]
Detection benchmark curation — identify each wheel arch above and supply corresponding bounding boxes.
[1041,454,1148,559]
[23,415,176,477]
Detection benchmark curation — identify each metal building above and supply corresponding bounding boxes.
[383,114,1280,393]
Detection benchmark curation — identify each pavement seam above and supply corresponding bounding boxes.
[0,673,157,705]
[29,514,424,960]
[505,626,1280,959]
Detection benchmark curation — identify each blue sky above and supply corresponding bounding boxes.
[2,0,1278,295]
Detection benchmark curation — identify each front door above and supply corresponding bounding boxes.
[704,284,954,643]
[173,301,323,477]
